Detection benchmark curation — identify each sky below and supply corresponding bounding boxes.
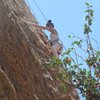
[25,0,100,51]
[25,0,100,66]
[25,0,100,99]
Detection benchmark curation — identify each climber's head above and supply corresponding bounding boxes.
[46,20,54,28]
[48,20,52,23]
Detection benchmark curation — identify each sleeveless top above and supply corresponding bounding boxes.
[50,28,59,44]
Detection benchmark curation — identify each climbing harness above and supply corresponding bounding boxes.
[21,17,67,53]
[50,39,59,46]
[25,0,88,68]
[25,0,68,52]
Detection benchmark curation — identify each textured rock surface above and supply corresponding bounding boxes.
[0,68,17,100]
[0,0,79,100]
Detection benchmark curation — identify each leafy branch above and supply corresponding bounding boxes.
[45,2,100,99]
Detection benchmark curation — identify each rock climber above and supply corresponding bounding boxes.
[46,20,63,58]
[46,20,54,28]
[32,21,63,58]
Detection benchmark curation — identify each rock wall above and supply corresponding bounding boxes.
[0,0,79,100]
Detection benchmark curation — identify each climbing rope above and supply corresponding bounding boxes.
[25,0,87,65]
[25,0,68,52]
[31,0,68,51]
[32,0,48,21]
[25,0,40,23]
[59,39,67,51]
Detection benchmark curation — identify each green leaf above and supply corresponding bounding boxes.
[63,59,67,66]
[85,2,89,6]
[89,6,93,8]
[78,63,83,66]
[90,11,93,17]
[72,41,80,46]
[85,10,90,12]
[85,15,89,21]
[71,70,76,75]
[86,70,90,75]
[89,29,92,32]
[72,40,82,47]
[78,68,82,71]
[84,24,90,34]
[68,35,72,38]
[88,19,92,26]
[66,48,73,55]
[96,66,100,70]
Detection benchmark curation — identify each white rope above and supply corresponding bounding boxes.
[32,0,48,21]
[21,17,68,52]
[25,0,40,24]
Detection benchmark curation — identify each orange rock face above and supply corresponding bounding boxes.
[0,0,79,100]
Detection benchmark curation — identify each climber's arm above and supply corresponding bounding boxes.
[32,24,51,31]
[32,24,57,35]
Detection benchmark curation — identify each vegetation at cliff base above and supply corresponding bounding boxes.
[46,2,100,100]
